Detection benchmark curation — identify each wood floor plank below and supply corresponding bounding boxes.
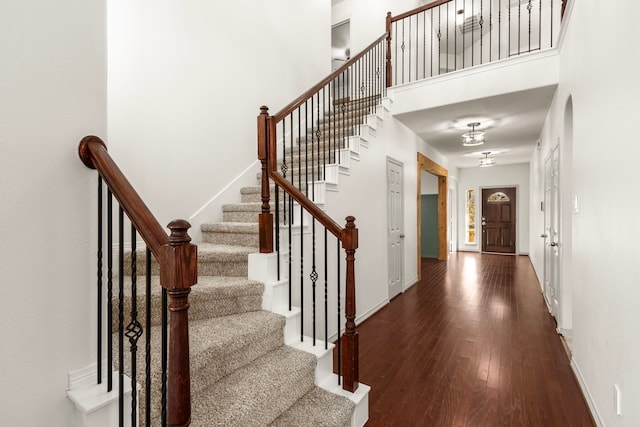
[360,253,595,427]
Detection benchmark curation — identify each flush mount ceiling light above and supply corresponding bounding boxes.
[479,151,496,167]
[462,122,485,146]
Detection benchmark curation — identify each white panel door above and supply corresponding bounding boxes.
[387,158,404,299]
[543,146,560,317]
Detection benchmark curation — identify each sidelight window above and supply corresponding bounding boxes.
[465,189,476,244]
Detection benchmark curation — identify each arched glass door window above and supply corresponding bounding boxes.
[487,191,511,202]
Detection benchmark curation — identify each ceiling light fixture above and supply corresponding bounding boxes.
[479,152,496,167]
[462,122,485,146]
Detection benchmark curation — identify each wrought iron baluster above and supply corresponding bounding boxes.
[454,1,458,71]
[423,11,427,77]
[127,225,143,427]
[490,0,493,62]
[401,20,405,84]
[275,185,280,281]
[539,0,542,50]
[145,248,152,426]
[107,189,113,392]
[437,7,441,75]
[282,119,287,224]
[97,177,103,386]
[472,0,475,66]
[118,206,124,427]
[446,2,450,73]
[311,218,317,345]
[518,0,522,54]
[499,0,502,59]
[305,101,309,198]
[161,286,168,427]
[324,228,328,350]
[336,237,341,385]
[288,194,293,311]
[408,16,411,82]
[528,0,532,52]
[480,0,484,64]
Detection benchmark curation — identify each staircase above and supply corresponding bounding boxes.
[117,96,390,426]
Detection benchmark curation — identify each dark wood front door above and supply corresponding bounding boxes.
[482,187,516,253]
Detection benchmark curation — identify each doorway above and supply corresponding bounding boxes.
[387,157,404,299]
[481,187,516,253]
[417,153,448,280]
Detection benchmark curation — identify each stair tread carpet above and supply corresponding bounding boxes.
[270,386,355,427]
[191,345,317,427]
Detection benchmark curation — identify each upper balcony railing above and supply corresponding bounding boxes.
[386,0,565,87]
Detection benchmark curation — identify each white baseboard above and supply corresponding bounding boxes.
[403,276,419,292]
[356,298,389,326]
[570,357,604,427]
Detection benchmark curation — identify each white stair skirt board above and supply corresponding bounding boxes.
[347,135,362,160]
[67,365,133,427]
[356,124,374,148]
[339,148,353,171]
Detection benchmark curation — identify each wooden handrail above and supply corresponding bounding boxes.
[79,136,168,259]
[79,135,195,426]
[390,0,451,22]
[269,170,343,239]
[273,33,388,122]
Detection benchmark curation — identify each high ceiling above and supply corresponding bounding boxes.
[393,85,558,169]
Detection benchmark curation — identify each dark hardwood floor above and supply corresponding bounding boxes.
[359,252,594,427]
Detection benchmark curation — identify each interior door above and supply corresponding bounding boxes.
[543,148,560,317]
[481,187,516,253]
[387,158,404,299]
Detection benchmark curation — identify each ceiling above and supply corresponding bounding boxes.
[393,85,558,169]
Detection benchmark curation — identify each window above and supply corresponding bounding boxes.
[487,191,510,202]
[465,189,476,244]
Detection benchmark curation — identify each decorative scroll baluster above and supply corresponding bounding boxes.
[127,226,143,426]
[480,0,484,64]
[311,218,317,345]
[528,0,533,52]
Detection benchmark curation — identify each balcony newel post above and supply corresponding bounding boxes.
[258,106,274,253]
[160,219,197,427]
[341,216,359,392]
[386,12,392,88]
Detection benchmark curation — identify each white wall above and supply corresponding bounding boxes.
[332,0,418,54]
[0,0,106,425]
[108,0,331,230]
[529,2,640,425]
[457,163,530,254]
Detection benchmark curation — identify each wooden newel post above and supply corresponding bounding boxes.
[160,219,197,427]
[258,106,274,253]
[341,216,359,392]
[386,12,392,88]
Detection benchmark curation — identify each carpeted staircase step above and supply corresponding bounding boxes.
[113,275,263,332]
[191,345,317,426]
[240,185,274,203]
[222,202,261,223]
[270,386,355,427]
[202,222,259,247]
[124,243,255,276]
[119,310,286,424]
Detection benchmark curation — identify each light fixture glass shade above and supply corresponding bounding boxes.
[462,122,485,146]
[479,152,496,167]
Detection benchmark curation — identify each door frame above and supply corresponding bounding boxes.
[481,186,517,254]
[480,185,519,255]
[417,153,448,279]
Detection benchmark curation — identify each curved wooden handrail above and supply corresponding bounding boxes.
[390,0,451,22]
[268,171,343,239]
[273,32,388,122]
[79,135,168,260]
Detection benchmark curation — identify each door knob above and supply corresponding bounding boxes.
[550,242,558,247]
[400,234,405,238]
[540,234,548,238]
